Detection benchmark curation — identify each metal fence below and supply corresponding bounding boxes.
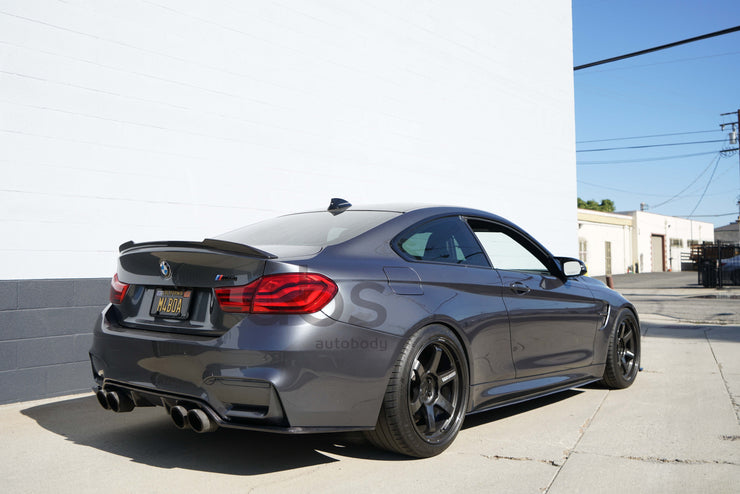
[691,243,740,288]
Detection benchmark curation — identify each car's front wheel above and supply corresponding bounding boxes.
[601,309,641,389]
[365,324,469,458]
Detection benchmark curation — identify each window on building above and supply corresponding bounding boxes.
[670,238,683,248]
[605,241,612,276]
[579,238,588,264]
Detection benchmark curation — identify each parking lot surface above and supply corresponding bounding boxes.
[1,273,738,493]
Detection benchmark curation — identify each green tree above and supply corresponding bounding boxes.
[577,197,615,212]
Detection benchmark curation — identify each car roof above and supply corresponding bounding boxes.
[300,202,499,216]
[292,203,522,234]
[310,203,557,269]
[297,203,430,214]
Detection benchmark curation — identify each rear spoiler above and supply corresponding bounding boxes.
[118,239,277,259]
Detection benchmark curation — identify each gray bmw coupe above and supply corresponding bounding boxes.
[90,199,640,457]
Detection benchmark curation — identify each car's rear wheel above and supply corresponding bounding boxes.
[601,309,640,389]
[365,324,469,458]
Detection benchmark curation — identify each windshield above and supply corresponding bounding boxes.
[217,211,401,247]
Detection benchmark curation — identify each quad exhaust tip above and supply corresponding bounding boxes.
[96,389,135,413]
[187,408,218,433]
[170,405,189,429]
[96,389,110,410]
[97,388,218,433]
[107,390,135,413]
[169,405,218,433]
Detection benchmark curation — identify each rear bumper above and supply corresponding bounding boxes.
[90,305,402,432]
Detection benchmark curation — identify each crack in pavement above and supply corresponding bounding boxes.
[542,390,609,493]
[585,452,739,466]
[643,312,734,325]
[705,328,740,423]
[480,454,561,467]
[622,455,738,466]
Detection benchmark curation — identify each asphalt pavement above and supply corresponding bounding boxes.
[1,272,738,493]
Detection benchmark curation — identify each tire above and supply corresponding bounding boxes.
[601,309,641,389]
[365,324,469,458]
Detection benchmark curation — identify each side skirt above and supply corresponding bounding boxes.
[468,365,604,415]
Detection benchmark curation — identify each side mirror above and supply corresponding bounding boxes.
[557,257,587,277]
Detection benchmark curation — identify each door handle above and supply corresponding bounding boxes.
[509,282,530,295]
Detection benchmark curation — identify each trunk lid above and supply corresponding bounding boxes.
[112,240,274,336]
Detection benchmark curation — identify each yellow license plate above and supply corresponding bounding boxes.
[151,289,192,319]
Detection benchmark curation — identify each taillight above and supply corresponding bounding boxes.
[110,273,130,304]
[214,273,338,314]
[214,282,258,313]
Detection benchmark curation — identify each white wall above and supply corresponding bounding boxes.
[1,1,576,279]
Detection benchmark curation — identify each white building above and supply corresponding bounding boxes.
[627,211,714,273]
[577,209,714,276]
[577,210,633,276]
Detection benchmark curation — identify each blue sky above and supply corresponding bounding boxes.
[572,0,740,227]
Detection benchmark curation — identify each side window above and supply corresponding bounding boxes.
[469,221,549,273]
[396,217,489,267]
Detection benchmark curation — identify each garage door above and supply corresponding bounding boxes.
[651,234,664,272]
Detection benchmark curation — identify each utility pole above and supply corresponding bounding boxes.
[720,110,740,238]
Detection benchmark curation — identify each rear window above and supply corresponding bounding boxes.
[217,211,401,247]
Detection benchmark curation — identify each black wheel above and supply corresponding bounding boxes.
[365,324,469,458]
[601,309,640,389]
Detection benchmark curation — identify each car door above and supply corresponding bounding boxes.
[467,218,603,379]
[393,216,516,384]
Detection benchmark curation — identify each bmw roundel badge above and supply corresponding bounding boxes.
[159,260,171,279]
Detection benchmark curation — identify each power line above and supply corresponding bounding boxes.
[688,154,723,216]
[578,151,719,165]
[577,139,727,153]
[682,212,738,218]
[577,129,720,144]
[579,155,731,203]
[651,154,720,210]
[574,25,740,71]
[577,180,733,199]
[577,179,682,197]
[576,50,740,74]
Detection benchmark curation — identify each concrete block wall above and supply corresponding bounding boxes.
[0,278,108,404]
